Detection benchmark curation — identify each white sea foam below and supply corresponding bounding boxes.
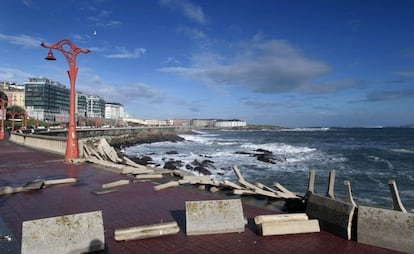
[389,148,414,154]
[279,127,330,132]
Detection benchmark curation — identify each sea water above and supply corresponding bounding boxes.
[124,127,414,211]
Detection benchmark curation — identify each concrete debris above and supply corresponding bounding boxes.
[21,211,105,254]
[255,213,320,236]
[0,178,77,195]
[92,188,118,195]
[186,199,245,235]
[102,179,130,189]
[84,138,300,201]
[114,221,179,241]
[153,181,179,191]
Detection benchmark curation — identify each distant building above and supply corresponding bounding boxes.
[24,77,69,122]
[214,119,247,128]
[105,102,126,119]
[190,118,247,128]
[86,95,105,118]
[0,81,25,108]
[190,119,215,128]
[169,119,191,126]
[76,92,88,118]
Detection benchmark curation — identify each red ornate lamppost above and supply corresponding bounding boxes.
[41,39,90,162]
[0,98,7,140]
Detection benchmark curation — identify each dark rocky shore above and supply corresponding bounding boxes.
[108,128,185,149]
[113,129,287,176]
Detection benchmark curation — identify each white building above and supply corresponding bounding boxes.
[214,119,247,128]
[104,102,126,119]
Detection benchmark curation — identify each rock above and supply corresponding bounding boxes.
[166,151,179,155]
[163,159,184,170]
[128,155,153,166]
[190,159,215,175]
[194,166,212,175]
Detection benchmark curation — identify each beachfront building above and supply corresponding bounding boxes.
[86,95,106,118]
[1,82,25,108]
[105,102,126,120]
[24,77,69,122]
[168,119,191,126]
[190,119,215,128]
[214,119,247,128]
[76,92,88,118]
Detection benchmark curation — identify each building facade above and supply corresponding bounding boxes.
[214,119,247,128]
[24,77,69,122]
[104,102,126,119]
[1,82,25,108]
[87,95,106,118]
[76,92,87,118]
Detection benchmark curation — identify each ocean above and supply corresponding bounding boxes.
[123,127,414,212]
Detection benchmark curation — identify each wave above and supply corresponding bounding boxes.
[241,142,316,155]
[278,127,330,132]
[389,148,414,154]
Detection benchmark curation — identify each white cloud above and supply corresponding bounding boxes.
[160,0,207,24]
[0,67,33,83]
[177,26,206,40]
[298,78,365,94]
[393,70,414,77]
[76,69,165,103]
[160,37,331,93]
[104,46,146,59]
[0,33,42,48]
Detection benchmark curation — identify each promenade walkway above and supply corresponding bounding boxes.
[0,140,402,253]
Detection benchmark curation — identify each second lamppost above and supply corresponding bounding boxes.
[41,39,90,162]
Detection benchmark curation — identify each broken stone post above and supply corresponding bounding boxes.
[388,180,407,212]
[344,180,357,206]
[305,169,315,199]
[326,169,335,199]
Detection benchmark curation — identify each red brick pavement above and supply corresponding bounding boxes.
[0,140,403,253]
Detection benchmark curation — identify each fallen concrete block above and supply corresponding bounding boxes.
[357,205,414,253]
[121,166,154,175]
[102,179,130,189]
[254,213,309,224]
[92,188,118,195]
[259,219,320,236]
[114,221,179,241]
[154,181,179,191]
[21,211,105,254]
[186,199,245,235]
[306,193,355,240]
[135,174,163,179]
[44,178,77,185]
[182,175,212,181]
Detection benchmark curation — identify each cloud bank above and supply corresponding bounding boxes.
[160,38,331,93]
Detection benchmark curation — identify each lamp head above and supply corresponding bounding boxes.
[45,50,56,61]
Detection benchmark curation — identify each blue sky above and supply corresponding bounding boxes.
[1,0,413,127]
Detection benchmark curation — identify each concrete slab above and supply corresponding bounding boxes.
[306,193,355,240]
[260,219,320,236]
[21,211,105,254]
[357,205,414,253]
[185,199,245,235]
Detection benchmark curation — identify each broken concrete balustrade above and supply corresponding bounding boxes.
[21,211,105,254]
[185,199,245,235]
